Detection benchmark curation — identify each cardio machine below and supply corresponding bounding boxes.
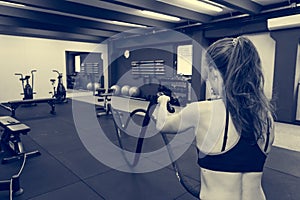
[50,70,67,103]
[15,70,36,100]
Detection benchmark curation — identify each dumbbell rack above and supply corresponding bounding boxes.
[131,60,166,83]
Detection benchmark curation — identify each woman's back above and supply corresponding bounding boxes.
[195,99,274,200]
[200,168,265,200]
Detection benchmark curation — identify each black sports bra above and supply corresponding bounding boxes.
[198,109,270,172]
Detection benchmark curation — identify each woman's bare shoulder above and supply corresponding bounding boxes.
[188,100,213,109]
[186,100,219,114]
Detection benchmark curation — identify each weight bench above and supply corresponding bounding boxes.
[0,116,41,164]
[7,98,56,117]
[95,88,113,116]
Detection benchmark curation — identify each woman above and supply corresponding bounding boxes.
[154,36,275,200]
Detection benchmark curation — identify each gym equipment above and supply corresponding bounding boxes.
[160,131,199,198]
[128,86,140,97]
[111,93,199,198]
[96,88,113,116]
[14,70,37,100]
[0,116,41,164]
[121,85,130,96]
[6,98,56,117]
[87,82,101,91]
[110,97,152,167]
[94,82,101,90]
[86,82,93,90]
[0,154,27,199]
[50,70,67,103]
[80,62,100,95]
[66,72,77,89]
[131,60,165,82]
[110,85,121,95]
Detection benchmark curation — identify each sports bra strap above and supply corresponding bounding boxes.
[264,118,271,152]
[221,108,229,152]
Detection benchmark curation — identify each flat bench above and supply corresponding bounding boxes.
[0,116,41,164]
[7,98,56,117]
[95,88,113,116]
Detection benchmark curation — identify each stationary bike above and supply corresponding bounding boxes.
[15,70,37,100]
[50,70,67,103]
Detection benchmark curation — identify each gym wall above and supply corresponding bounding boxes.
[245,30,300,123]
[244,33,276,100]
[108,47,175,99]
[202,33,275,101]
[0,34,106,102]
[108,30,276,102]
[108,30,192,99]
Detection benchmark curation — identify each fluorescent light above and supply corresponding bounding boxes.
[139,10,181,22]
[202,0,225,8]
[0,0,25,7]
[267,14,300,31]
[181,0,223,12]
[110,20,147,28]
[158,0,223,13]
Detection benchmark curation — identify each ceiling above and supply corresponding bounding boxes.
[0,0,300,43]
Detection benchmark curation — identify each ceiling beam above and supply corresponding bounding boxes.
[0,25,105,43]
[0,5,131,32]
[184,6,300,34]
[204,21,267,38]
[69,0,212,22]
[0,15,116,38]
[212,0,262,14]
[4,0,176,28]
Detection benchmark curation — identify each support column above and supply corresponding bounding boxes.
[271,29,300,123]
[190,31,209,101]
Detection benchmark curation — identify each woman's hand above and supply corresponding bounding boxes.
[153,94,171,131]
[157,94,171,105]
[152,94,169,121]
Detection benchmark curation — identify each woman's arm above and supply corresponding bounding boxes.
[154,95,199,133]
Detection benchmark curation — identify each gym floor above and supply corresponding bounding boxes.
[0,97,299,200]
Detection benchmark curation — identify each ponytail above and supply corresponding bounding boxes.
[207,37,274,140]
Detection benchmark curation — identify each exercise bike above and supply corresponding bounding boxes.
[15,70,37,100]
[50,70,67,103]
